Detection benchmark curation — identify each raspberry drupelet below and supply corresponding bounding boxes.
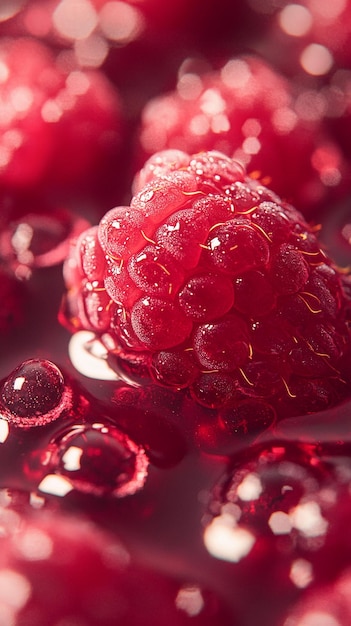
[60,149,351,425]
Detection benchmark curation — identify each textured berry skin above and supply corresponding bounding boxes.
[135,55,348,216]
[61,149,351,428]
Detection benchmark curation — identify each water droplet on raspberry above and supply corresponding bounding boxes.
[104,257,142,308]
[251,202,292,244]
[189,150,245,188]
[41,422,149,498]
[133,148,190,190]
[83,286,112,332]
[0,359,69,427]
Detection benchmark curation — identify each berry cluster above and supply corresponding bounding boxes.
[62,149,351,423]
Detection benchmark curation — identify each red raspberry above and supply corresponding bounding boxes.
[134,55,348,216]
[0,37,123,194]
[61,149,351,428]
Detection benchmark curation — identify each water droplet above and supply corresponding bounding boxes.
[0,359,71,427]
[42,422,149,497]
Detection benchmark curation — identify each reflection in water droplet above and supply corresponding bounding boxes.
[203,515,256,562]
[38,474,74,497]
[68,331,119,380]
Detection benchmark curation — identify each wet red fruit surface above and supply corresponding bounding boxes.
[61,150,351,432]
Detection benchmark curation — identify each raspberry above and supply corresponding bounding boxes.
[0,37,122,194]
[135,55,348,215]
[61,149,351,428]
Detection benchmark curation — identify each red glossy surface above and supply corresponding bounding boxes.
[61,150,351,421]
